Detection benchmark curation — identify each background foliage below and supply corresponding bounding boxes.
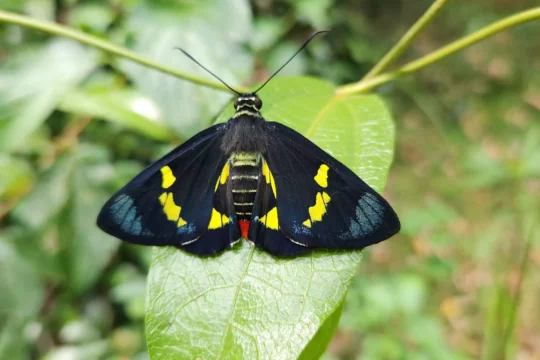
[1,0,540,359]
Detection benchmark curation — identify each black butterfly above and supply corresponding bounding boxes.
[97,32,400,257]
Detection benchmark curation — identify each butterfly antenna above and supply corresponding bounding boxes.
[253,30,329,94]
[175,47,241,95]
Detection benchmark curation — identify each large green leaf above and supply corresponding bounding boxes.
[0,39,97,152]
[59,88,174,142]
[146,77,396,359]
[120,0,253,138]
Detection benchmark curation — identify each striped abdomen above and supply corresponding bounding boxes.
[230,152,260,221]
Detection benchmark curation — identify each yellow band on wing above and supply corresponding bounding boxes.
[259,206,279,230]
[303,191,331,228]
[159,192,187,228]
[262,160,277,198]
[208,208,230,229]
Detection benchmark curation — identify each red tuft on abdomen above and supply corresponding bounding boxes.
[239,220,250,240]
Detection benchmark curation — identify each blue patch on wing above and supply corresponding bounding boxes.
[109,194,153,237]
[177,223,196,235]
[341,193,385,239]
[293,223,312,235]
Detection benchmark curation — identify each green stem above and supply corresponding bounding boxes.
[337,7,540,96]
[0,10,249,94]
[363,0,450,80]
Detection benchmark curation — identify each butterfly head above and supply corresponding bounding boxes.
[234,94,263,112]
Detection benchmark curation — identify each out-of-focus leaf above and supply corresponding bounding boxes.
[265,41,308,77]
[111,327,144,356]
[69,3,116,33]
[521,125,540,177]
[146,77,396,359]
[13,144,120,293]
[120,0,253,137]
[400,200,459,237]
[347,38,385,64]
[0,235,44,315]
[43,341,109,360]
[0,317,31,359]
[59,320,101,344]
[59,88,174,141]
[0,39,97,152]
[0,155,35,200]
[250,17,288,51]
[61,145,120,294]
[293,0,334,29]
[0,0,25,11]
[11,153,76,229]
[0,235,44,355]
[110,264,147,320]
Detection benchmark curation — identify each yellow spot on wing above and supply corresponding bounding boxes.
[160,166,176,189]
[314,164,329,188]
[159,192,167,205]
[160,192,180,221]
[215,162,230,191]
[322,191,331,203]
[159,192,187,228]
[262,160,277,197]
[220,162,230,185]
[259,206,279,230]
[304,191,331,226]
[208,208,230,229]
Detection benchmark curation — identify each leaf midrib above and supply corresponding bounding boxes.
[304,93,342,139]
[215,246,256,359]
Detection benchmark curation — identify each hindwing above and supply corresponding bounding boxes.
[248,159,310,257]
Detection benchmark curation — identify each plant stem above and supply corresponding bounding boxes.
[0,10,249,94]
[337,7,540,96]
[363,0,450,80]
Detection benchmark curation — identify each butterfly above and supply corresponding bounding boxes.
[97,32,400,257]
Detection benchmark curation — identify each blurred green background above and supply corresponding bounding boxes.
[1,0,540,359]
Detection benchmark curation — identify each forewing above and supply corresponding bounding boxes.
[97,123,240,254]
[263,121,400,249]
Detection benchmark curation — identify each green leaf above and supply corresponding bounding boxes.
[59,88,174,141]
[120,0,253,138]
[0,39,97,152]
[146,77,396,359]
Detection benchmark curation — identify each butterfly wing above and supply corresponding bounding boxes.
[256,121,400,254]
[248,158,311,257]
[97,123,240,256]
